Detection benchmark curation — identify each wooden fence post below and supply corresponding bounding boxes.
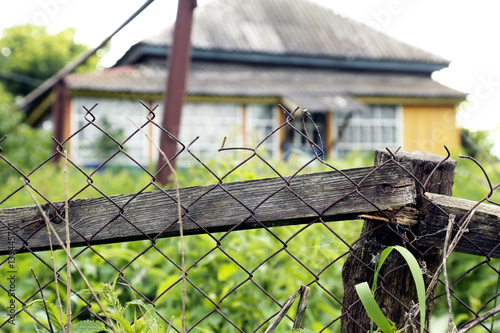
[341,150,456,332]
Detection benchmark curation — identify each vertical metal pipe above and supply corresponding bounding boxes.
[157,0,197,185]
[52,79,69,159]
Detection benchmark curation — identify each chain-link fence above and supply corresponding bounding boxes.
[1,103,500,332]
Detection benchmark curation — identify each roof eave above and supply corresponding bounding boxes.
[114,44,449,74]
[113,44,166,67]
[190,49,449,74]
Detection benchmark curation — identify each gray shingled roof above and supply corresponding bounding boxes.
[67,0,464,112]
[142,0,447,64]
[66,62,464,112]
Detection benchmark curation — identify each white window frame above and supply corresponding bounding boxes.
[70,97,152,167]
[333,105,403,157]
[245,104,280,160]
[155,101,280,167]
[70,98,279,167]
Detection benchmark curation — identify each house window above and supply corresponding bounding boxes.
[71,97,151,167]
[177,102,279,167]
[70,99,278,168]
[245,104,279,157]
[334,105,401,157]
[179,103,243,165]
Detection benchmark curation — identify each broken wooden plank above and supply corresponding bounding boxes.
[0,162,416,255]
[417,192,500,258]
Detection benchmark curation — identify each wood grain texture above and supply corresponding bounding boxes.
[0,163,415,255]
[418,192,500,258]
[341,150,456,333]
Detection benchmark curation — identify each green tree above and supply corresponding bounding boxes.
[0,24,103,97]
[0,84,52,181]
[0,24,107,183]
[461,128,497,160]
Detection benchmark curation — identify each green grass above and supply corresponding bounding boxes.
[0,152,371,332]
[2,150,500,332]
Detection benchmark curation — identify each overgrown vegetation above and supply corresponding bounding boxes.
[2,21,500,332]
[0,153,366,332]
[28,278,161,333]
[2,146,499,332]
[0,84,52,182]
[1,99,500,331]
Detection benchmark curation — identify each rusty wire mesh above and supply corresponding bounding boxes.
[1,102,499,332]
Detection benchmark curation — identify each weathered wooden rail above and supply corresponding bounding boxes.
[1,155,499,258]
[1,162,416,254]
[418,192,500,257]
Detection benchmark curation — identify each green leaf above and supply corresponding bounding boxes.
[45,302,65,330]
[25,299,45,309]
[217,262,240,280]
[127,299,147,306]
[25,300,66,331]
[130,302,160,333]
[355,282,396,333]
[381,246,426,333]
[193,328,216,333]
[70,320,108,333]
[356,246,426,333]
[105,312,133,333]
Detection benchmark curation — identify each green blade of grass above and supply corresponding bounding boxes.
[385,246,426,333]
[355,282,395,333]
[356,245,426,333]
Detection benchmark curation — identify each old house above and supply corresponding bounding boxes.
[28,0,465,166]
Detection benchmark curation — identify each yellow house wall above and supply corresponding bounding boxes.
[402,105,461,155]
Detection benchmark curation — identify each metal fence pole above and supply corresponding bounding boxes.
[157,0,197,184]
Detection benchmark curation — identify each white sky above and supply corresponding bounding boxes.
[1,0,499,133]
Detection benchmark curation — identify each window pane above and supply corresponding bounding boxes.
[382,126,396,143]
[178,102,243,166]
[381,106,396,119]
[246,104,278,158]
[361,126,370,143]
[334,105,400,156]
[360,109,373,119]
[71,97,150,167]
[371,126,380,143]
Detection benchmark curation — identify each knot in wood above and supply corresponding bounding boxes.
[382,184,395,194]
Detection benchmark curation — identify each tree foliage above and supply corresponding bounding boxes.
[461,128,497,160]
[0,23,108,183]
[0,24,103,97]
[0,84,52,181]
